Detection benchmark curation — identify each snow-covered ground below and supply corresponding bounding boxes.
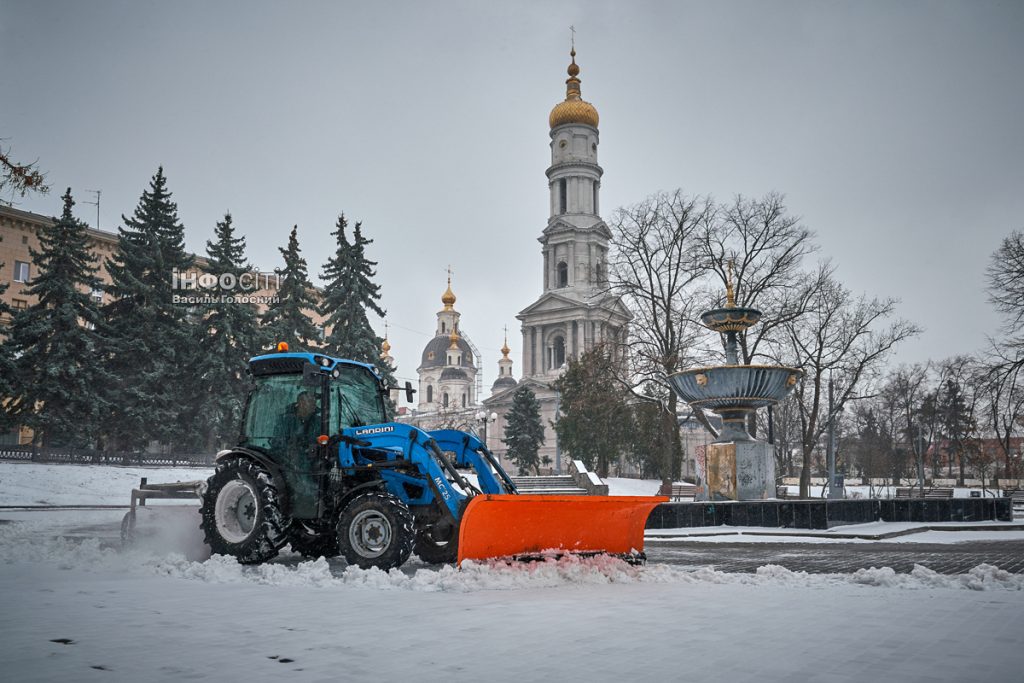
[0,462,213,506]
[2,462,1023,681]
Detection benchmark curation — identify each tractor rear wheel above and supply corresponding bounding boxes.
[336,492,414,570]
[288,519,340,559]
[200,458,288,564]
[413,521,458,565]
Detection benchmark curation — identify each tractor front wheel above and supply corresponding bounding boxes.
[336,492,414,570]
[200,458,288,564]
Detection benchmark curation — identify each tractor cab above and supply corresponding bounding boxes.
[239,350,393,518]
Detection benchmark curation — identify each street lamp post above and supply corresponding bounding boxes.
[475,410,497,451]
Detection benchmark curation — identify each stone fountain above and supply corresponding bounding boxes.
[667,274,802,501]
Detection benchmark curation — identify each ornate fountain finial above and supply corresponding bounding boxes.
[725,259,736,308]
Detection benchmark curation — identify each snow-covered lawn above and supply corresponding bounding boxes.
[1,462,1023,680]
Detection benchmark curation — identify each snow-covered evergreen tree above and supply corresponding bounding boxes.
[100,167,195,450]
[319,214,397,404]
[320,215,384,358]
[502,386,548,475]
[188,213,262,449]
[6,189,107,447]
[260,225,319,350]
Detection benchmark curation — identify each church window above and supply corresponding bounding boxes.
[427,385,433,403]
[550,336,566,370]
[462,393,467,407]
[592,181,598,214]
[559,179,567,214]
[556,261,568,288]
[441,322,446,333]
[443,393,449,408]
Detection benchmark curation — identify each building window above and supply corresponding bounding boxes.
[13,261,29,283]
[559,179,567,214]
[443,393,449,408]
[462,393,467,407]
[12,298,28,310]
[593,181,598,214]
[441,322,446,333]
[22,235,28,244]
[550,336,566,370]
[426,385,433,403]
[556,261,568,288]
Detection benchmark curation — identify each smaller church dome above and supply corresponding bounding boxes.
[420,335,475,369]
[440,367,469,382]
[441,276,456,310]
[491,375,518,392]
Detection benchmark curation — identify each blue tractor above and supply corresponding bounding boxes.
[125,348,663,570]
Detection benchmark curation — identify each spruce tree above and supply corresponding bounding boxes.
[502,385,547,475]
[6,189,107,447]
[100,167,195,450]
[260,225,319,350]
[189,213,262,449]
[319,215,385,359]
[319,214,397,408]
[552,345,633,477]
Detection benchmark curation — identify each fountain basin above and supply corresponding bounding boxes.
[667,365,802,412]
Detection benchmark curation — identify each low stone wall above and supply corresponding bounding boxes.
[645,497,1013,530]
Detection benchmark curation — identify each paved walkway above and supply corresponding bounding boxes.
[646,539,1024,574]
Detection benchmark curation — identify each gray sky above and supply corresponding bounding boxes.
[3,0,1023,396]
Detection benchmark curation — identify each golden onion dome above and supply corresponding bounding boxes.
[441,273,456,310]
[449,329,460,349]
[549,49,599,129]
[501,340,511,358]
[381,337,391,355]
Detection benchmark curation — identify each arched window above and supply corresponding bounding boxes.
[443,393,449,408]
[426,385,433,403]
[551,336,566,370]
[441,322,446,333]
[559,179,567,214]
[556,261,568,288]
[462,393,467,407]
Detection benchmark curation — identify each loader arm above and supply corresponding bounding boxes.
[427,429,518,495]
[337,423,473,521]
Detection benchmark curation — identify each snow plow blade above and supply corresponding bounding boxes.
[456,495,668,565]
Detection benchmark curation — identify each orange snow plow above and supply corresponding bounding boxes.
[456,494,668,565]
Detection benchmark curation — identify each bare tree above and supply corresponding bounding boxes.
[784,272,920,497]
[699,193,818,365]
[608,190,712,483]
[979,348,1024,481]
[986,230,1024,342]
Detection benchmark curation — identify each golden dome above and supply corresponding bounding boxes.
[381,337,391,355]
[549,49,599,129]
[449,329,460,349]
[441,272,456,310]
[501,327,511,358]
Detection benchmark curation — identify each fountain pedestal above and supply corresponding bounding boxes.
[706,441,776,501]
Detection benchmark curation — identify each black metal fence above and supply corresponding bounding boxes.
[0,445,213,467]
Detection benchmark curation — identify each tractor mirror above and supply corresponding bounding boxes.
[405,381,416,404]
[302,363,322,386]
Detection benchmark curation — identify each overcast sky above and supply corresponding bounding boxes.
[3,0,1022,397]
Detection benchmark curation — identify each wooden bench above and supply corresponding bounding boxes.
[895,487,954,499]
[669,483,698,501]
